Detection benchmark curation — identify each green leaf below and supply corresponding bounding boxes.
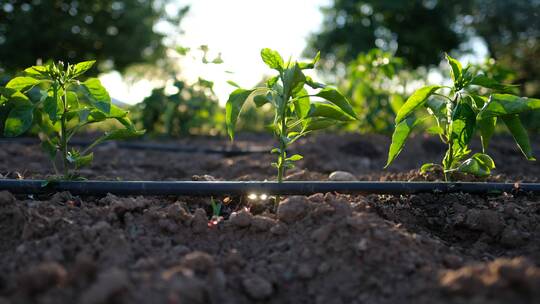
[24,65,49,78]
[286,154,303,161]
[226,80,241,88]
[470,94,488,109]
[43,95,61,121]
[502,114,535,160]
[477,94,540,119]
[450,101,476,148]
[67,151,94,169]
[307,102,355,121]
[420,163,439,173]
[82,78,111,114]
[225,88,254,140]
[4,99,34,137]
[305,76,326,89]
[426,125,444,135]
[425,97,446,119]
[293,88,310,118]
[386,116,422,168]
[395,85,442,123]
[298,51,320,69]
[6,77,41,91]
[253,95,268,108]
[477,117,496,152]
[282,64,305,97]
[457,153,495,177]
[71,60,96,78]
[315,87,357,119]
[446,53,462,84]
[470,75,517,92]
[260,48,284,71]
[302,117,336,131]
[101,129,145,141]
[266,76,279,88]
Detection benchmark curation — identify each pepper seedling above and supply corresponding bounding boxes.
[0,60,143,179]
[386,53,539,180]
[226,48,357,203]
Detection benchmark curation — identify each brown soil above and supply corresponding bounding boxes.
[0,133,539,303]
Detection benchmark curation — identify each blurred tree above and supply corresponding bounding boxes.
[308,0,539,80]
[306,0,467,67]
[0,0,188,75]
[468,0,540,97]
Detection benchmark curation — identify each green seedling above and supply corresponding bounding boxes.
[226,48,357,203]
[0,61,143,179]
[208,197,222,228]
[386,53,540,180]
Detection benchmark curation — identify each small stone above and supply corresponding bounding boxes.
[191,174,217,181]
[277,196,309,224]
[0,191,15,206]
[229,209,252,228]
[328,171,357,181]
[191,208,208,234]
[242,275,273,300]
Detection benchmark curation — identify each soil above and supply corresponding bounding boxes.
[0,133,539,303]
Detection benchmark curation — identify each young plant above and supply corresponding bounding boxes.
[226,48,357,188]
[0,61,143,179]
[386,54,540,180]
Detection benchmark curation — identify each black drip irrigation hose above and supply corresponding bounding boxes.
[1,179,539,196]
[0,138,267,156]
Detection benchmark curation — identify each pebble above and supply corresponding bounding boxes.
[328,171,357,181]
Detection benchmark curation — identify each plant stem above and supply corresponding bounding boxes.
[275,93,289,208]
[60,85,69,178]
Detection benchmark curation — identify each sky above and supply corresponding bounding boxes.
[100,0,332,105]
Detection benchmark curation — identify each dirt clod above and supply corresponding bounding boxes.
[277,196,309,224]
[181,251,215,273]
[0,191,15,206]
[17,262,67,295]
[465,209,505,236]
[191,208,208,234]
[228,209,252,228]
[242,274,273,300]
[79,268,129,304]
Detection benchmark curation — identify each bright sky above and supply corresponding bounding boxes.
[100,0,332,105]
